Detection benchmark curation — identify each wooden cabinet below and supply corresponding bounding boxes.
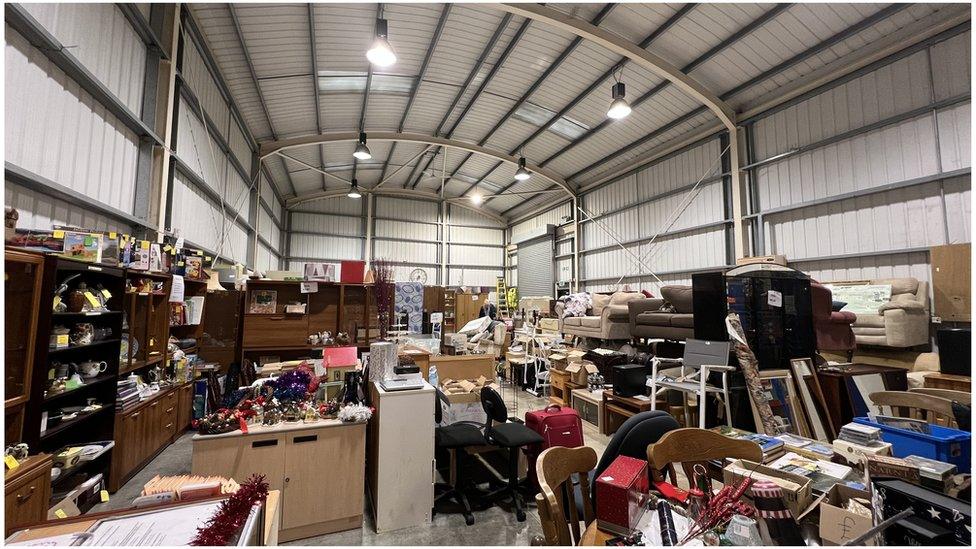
[5,454,52,537]
[4,250,44,412]
[176,382,194,432]
[191,420,365,542]
[109,385,188,492]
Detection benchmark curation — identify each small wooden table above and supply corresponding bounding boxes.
[924,372,971,392]
[601,391,657,435]
[817,364,907,429]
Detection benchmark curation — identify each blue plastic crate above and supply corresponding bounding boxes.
[853,417,971,473]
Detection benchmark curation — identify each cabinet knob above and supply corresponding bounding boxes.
[16,486,35,503]
[284,477,290,483]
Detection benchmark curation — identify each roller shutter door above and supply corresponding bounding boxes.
[517,235,554,298]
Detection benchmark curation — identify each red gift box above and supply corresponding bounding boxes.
[596,455,649,535]
[340,260,365,283]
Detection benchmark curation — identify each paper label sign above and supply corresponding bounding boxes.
[141,240,150,250]
[767,290,782,308]
[301,282,318,293]
[56,334,69,346]
[4,455,19,470]
[84,292,101,308]
[100,289,112,299]
[100,490,110,502]
[109,232,117,240]
[54,509,67,519]
[53,230,65,239]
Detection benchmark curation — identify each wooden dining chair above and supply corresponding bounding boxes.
[909,388,972,406]
[535,446,598,546]
[870,391,959,427]
[647,427,763,485]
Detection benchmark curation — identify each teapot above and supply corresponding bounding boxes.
[78,360,107,379]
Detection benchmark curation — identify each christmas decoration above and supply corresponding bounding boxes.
[190,474,269,546]
[678,475,755,545]
[372,258,395,340]
[338,403,373,423]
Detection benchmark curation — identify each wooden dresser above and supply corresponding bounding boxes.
[5,454,52,537]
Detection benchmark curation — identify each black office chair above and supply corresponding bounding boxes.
[480,386,544,522]
[434,388,485,526]
[589,410,679,507]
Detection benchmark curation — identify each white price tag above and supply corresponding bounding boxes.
[767,290,782,307]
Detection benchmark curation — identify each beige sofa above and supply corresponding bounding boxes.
[847,278,930,348]
[556,292,644,341]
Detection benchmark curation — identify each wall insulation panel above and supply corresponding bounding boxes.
[449,244,503,267]
[373,239,438,265]
[448,226,504,246]
[448,267,502,288]
[289,233,363,261]
[258,208,282,252]
[5,181,132,235]
[6,26,140,217]
[21,3,146,113]
[171,172,249,262]
[375,219,438,242]
[181,36,232,138]
[449,204,505,228]
[291,212,361,237]
[256,242,280,273]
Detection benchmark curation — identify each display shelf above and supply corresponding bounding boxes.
[39,405,113,442]
[42,374,116,404]
[52,310,122,318]
[47,339,122,354]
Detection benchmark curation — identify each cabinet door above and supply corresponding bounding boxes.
[282,425,364,531]
[159,392,178,443]
[5,471,50,536]
[143,401,161,461]
[4,251,43,409]
[122,410,141,475]
[192,435,286,493]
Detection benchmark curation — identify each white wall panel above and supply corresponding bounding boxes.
[943,175,972,245]
[449,226,504,246]
[171,172,248,263]
[936,101,972,171]
[290,233,363,260]
[375,197,438,220]
[373,240,437,264]
[510,202,572,238]
[177,98,227,193]
[449,244,503,267]
[300,198,364,216]
[390,265,438,282]
[22,3,146,113]
[756,115,939,210]
[764,183,948,260]
[291,212,361,236]
[256,243,280,273]
[258,208,281,252]
[449,205,504,227]
[5,181,132,235]
[448,267,502,288]
[260,175,284,222]
[181,38,231,137]
[585,274,692,296]
[929,31,971,101]
[6,26,140,216]
[582,227,726,284]
[225,165,251,218]
[375,219,438,241]
[795,252,932,287]
[229,121,252,172]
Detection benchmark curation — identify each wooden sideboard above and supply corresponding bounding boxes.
[191,419,366,542]
[5,454,52,537]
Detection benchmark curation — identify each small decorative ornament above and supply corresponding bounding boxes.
[190,474,269,546]
[337,403,373,423]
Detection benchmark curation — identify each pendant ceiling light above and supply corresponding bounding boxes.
[347,179,362,199]
[366,18,397,67]
[470,193,483,205]
[353,132,372,160]
[606,81,632,120]
[514,156,531,181]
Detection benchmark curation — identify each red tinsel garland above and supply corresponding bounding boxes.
[190,474,270,546]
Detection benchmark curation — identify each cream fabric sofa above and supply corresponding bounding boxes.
[556,291,644,341]
[849,278,930,348]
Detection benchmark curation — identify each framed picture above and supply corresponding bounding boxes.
[249,290,277,314]
[789,358,835,441]
[750,369,810,437]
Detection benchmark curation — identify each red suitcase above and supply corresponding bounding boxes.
[524,404,584,486]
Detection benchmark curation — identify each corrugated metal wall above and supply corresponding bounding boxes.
[286,197,505,286]
[5,17,140,225]
[751,30,971,290]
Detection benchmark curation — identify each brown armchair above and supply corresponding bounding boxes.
[811,282,856,354]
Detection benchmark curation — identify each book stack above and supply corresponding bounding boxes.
[117,379,140,412]
[773,433,835,460]
[839,422,882,446]
[711,426,786,462]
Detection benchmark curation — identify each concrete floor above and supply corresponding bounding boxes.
[92,386,611,546]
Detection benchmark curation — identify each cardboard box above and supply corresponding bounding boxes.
[565,360,599,386]
[816,484,874,545]
[595,456,648,535]
[340,260,366,283]
[833,439,892,465]
[723,459,813,518]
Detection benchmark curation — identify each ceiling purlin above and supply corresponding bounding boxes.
[376,4,453,189]
[307,3,327,191]
[228,4,298,195]
[453,2,618,200]
[402,12,515,190]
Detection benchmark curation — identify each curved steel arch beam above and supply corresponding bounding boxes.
[494,3,736,131]
[260,131,574,198]
[286,187,508,225]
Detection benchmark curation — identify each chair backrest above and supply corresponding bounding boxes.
[909,388,972,406]
[648,428,763,484]
[683,339,731,370]
[591,411,680,504]
[434,387,447,425]
[535,446,598,546]
[480,386,508,425]
[870,391,958,427]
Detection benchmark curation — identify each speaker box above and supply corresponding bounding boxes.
[612,364,647,398]
[938,328,971,376]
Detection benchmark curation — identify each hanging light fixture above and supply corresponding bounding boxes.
[347,179,362,199]
[607,81,632,120]
[514,156,531,181]
[353,132,372,160]
[366,18,397,67]
[470,193,483,205]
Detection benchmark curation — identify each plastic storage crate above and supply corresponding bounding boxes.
[853,417,971,473]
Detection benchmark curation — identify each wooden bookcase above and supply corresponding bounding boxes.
[121,270,172,375]
[241,280,382,364]
[5,249,45,444]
